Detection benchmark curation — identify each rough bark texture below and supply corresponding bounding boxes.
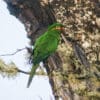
[4,0,100,100]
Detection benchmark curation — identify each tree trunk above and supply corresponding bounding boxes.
[4,0,100,100]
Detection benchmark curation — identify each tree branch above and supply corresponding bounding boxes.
[0,47,27,56]
[17,68,47,76]
[17,68,30,75]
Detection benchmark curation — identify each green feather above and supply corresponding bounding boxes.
[33,30,60,64]
[27,23,63,87]
[27,64,38,88]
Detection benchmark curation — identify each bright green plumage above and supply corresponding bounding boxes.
[27,23,64,87]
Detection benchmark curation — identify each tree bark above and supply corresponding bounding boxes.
[4,0,100,100]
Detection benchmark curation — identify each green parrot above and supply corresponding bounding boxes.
[27,23,64,87]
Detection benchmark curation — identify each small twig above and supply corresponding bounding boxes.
[86,50,95,55]
[61,33,69,46]
[0,47,27,56]
[17,68,30,75]
[17,68,47,76]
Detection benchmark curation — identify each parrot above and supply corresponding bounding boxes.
[27,23,64,87]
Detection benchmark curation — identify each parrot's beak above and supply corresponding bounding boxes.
[61,26,65,31]
[60,26,65,33]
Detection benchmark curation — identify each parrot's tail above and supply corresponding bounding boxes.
[27,64,38,88]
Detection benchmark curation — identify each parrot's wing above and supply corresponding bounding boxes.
[33,32,59,64]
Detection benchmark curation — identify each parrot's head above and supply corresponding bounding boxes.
[48,23,64,32]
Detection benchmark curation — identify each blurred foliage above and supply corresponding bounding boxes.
[0,58,46,78]
[0,59,18,78]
